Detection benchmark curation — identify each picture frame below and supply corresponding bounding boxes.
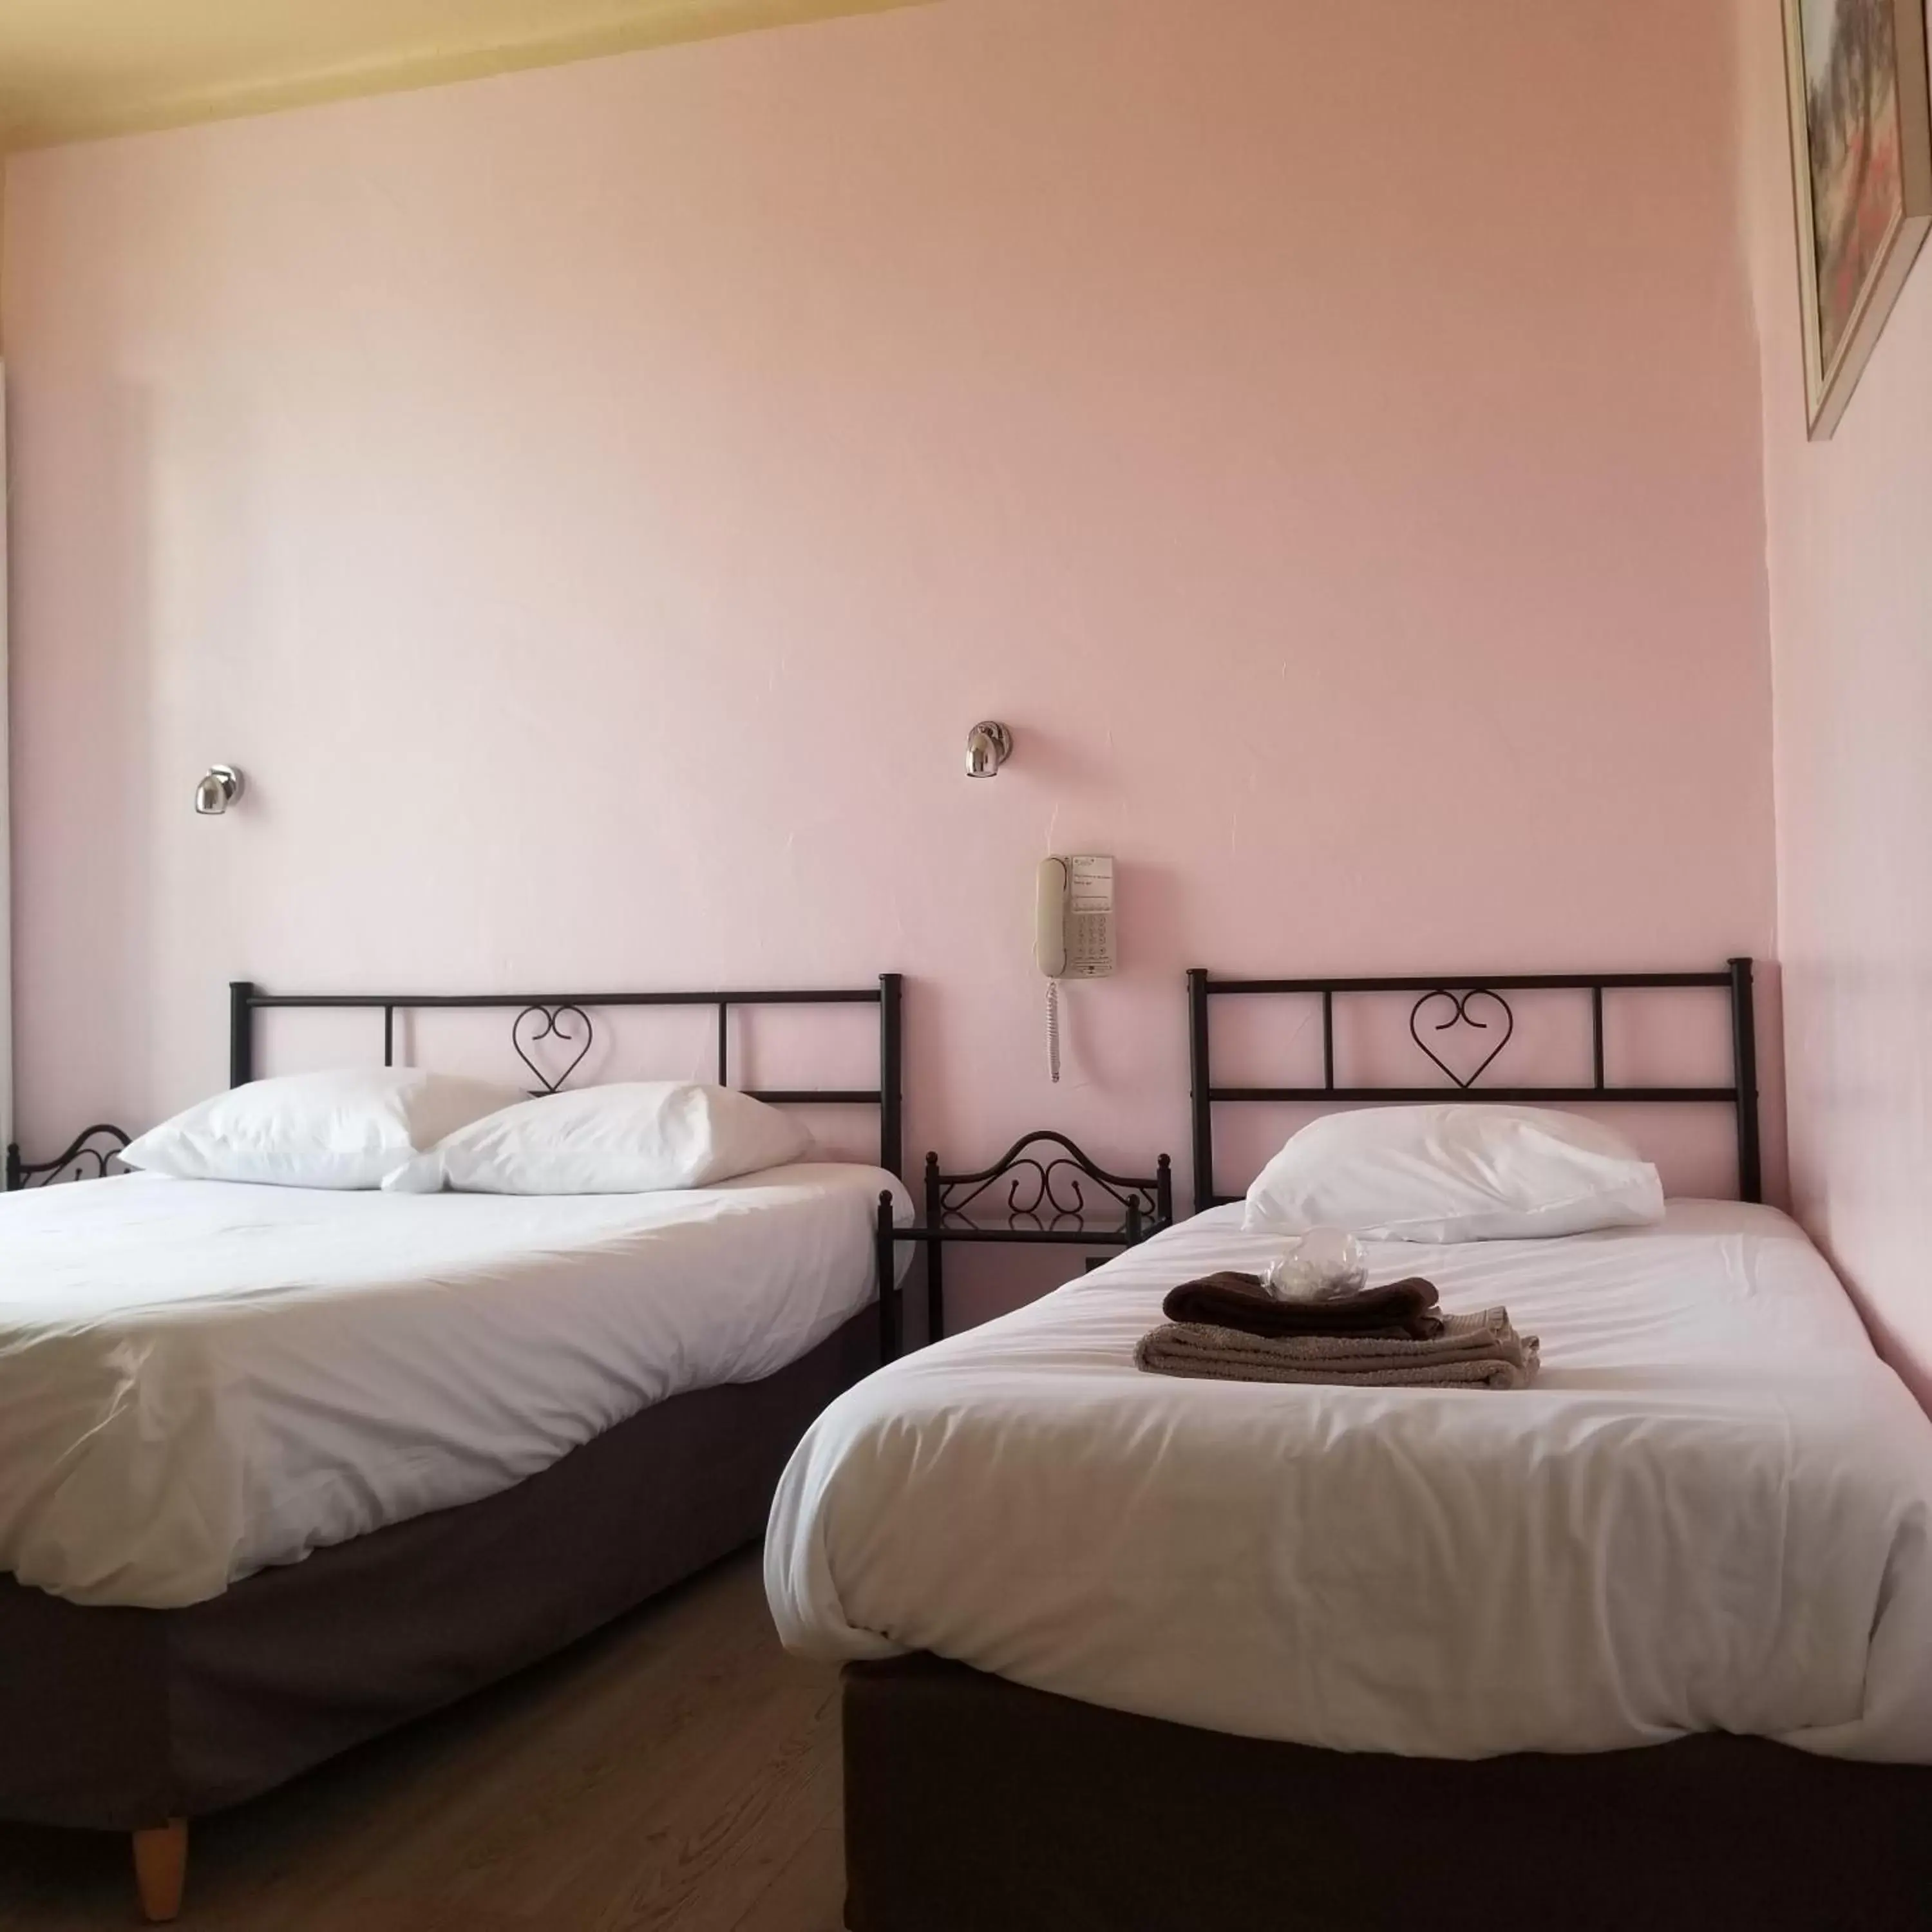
[1781,0,1932,439]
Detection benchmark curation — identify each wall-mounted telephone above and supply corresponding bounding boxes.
[1035,855,1115,1083]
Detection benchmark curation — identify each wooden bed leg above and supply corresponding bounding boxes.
[132,1819,187,1923]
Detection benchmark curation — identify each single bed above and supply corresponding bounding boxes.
[766,960,1932,1931]
[0,976,908,1920]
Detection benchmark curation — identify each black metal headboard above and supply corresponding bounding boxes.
[1186,959,1759,1209]
[229,976,905,1180]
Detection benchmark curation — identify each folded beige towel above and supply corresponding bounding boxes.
[1135,1307,1540,1390]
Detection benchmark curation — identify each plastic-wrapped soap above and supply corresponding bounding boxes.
[1265,1226,1368,1302]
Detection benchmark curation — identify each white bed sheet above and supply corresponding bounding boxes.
[767,1201,1932,1763]
[1,1162,911,1609]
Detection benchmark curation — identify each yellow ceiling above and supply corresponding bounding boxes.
[0,0,929,152]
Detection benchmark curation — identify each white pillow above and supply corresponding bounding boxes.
[121,1068,526,1190]
[1242,1104,1663,1243]
[384,1082,813,1195]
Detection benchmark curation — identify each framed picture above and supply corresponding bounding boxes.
[1782,0,1932,438]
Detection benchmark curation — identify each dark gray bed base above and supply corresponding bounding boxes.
[0,1307,877,1832]
[843,1654,1932,1931]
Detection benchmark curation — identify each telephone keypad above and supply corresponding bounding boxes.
[1066,913,1113,974]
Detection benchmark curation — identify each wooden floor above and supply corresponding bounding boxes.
[0,1551,846,1932]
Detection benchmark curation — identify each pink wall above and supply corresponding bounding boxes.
[4,0,1777,1314]
[1736,1,1932,1406]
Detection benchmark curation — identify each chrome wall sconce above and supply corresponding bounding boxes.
[194,765,246,816]
[965,721,1012,778]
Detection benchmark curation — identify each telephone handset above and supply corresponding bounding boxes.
[1035,855,1115,1082]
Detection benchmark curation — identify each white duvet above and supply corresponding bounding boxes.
[767,1201,1932,1762]
[1,1163,909,1609]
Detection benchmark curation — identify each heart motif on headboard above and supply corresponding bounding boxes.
[513,1005,594,1094]
[1407,989,1515,1090]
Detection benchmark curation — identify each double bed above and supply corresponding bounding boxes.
[0,975,909,1920]
[766,961,1932,1929]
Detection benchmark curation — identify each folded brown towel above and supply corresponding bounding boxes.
[1135,1307,1540,1391]
[1161,1270,1444,1341]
